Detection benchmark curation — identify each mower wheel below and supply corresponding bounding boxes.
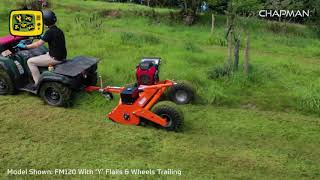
[151,101,184,131]
[40,82,72,107]
[0,68,15,95]
[166,81,195,104]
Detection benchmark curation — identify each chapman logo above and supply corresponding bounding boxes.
[259,10,310,18]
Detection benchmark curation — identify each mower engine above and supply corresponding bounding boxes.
[120,86,139,105]
[136,58,160,85]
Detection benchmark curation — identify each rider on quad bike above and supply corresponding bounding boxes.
[0,11,98,107]
[17,9,66,90]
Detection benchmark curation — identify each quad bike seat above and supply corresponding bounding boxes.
[15,46,48,69]
[15,46,48,60]
[14,48,97,78]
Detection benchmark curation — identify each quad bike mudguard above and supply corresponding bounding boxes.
[38,71,74,91]
[0,56,22,85]
[0,46,49,89]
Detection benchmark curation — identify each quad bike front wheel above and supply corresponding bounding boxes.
[151,101,184,131]
[40,82,72,107]
[0,69,15,95]
[166,81,195,104]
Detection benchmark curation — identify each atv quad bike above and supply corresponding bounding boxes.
[0,35,98,107]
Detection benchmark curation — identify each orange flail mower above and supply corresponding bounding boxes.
[85,58,195,131]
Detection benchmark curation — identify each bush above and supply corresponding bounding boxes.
[278,62,302,75]
[265,21,309,37]
[299,83,320,115]
[300,93,320,115]
[207,64,232,79]
[207,30,227,47]
[142,34,160,44]
[98,9,121,18]
[309,25,320,38]
[184,42,202,52]
[207,36,227,46]
[206,84,229,105]
[120,32,160,47]
[16,0,51,10]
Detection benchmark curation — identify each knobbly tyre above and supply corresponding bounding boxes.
[86,58,195,131]
[0,35,98,107]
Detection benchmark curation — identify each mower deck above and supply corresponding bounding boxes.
[85,80,186,131]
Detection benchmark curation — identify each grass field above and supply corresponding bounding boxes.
[0,0,320,179]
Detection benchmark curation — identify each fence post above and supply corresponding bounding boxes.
[244,34,250,75]
[234,35,240,70]
[211,14,215,33]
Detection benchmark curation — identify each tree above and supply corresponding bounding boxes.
[180,0,226,25]
[17,0,50,10]
[307,0,320,37]
[225,0,255,72]
[244,34,250,75]
[179,0,202,25]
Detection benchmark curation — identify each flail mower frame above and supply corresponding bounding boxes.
[85,79,187,131]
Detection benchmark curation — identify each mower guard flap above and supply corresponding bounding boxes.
[54,56,98,77]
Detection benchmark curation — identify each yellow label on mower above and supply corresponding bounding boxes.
[9,10,43,36]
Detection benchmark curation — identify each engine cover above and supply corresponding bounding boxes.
[136,58,161,85]
[120,87,139,105]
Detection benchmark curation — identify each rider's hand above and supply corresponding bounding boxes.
[20,40,28,44]
[17,43,26,49]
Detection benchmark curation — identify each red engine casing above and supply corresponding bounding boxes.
[136,58,160,85]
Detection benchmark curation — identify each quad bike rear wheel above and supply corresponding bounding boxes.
[151,101,184,131]
[166,81,195,104]
[0,68,15,95]
[40,82,72,107]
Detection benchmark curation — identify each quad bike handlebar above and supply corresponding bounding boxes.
[12,35,43,51]
[12,38,34,52]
